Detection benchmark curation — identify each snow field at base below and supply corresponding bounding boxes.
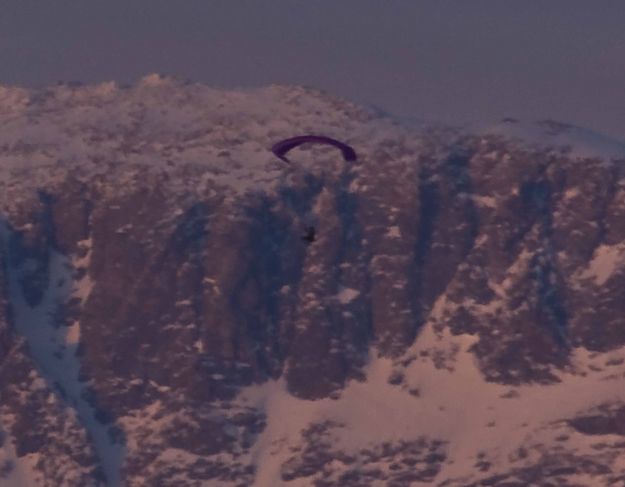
[236,314,625,486]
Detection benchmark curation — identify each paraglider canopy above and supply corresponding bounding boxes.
[271,135,357,163]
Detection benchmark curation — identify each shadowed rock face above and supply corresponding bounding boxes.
[1,80,625,485]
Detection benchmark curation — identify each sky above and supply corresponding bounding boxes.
[1,1,624,140]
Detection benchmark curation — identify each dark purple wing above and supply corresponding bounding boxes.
[271,135,357,163]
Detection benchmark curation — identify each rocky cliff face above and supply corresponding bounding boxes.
[1,76,625,485]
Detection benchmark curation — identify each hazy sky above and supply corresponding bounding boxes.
[1,1,624,139]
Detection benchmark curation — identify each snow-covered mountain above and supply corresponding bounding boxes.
[1,75,625,486]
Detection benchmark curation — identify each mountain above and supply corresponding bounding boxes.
[1,74,625,486]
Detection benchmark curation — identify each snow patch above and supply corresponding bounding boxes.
[580,243,625,286]
[386,225,401,238]
[472,194,497,209]
[335,287,360,304]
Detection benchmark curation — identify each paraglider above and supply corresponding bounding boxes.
[301,226,316,244]
[271,135,356,245]
[271,135,357,164]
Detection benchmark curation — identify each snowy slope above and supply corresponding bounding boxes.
[237,318,625,485]
[1,74,622,202]
[474,118,625,162]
